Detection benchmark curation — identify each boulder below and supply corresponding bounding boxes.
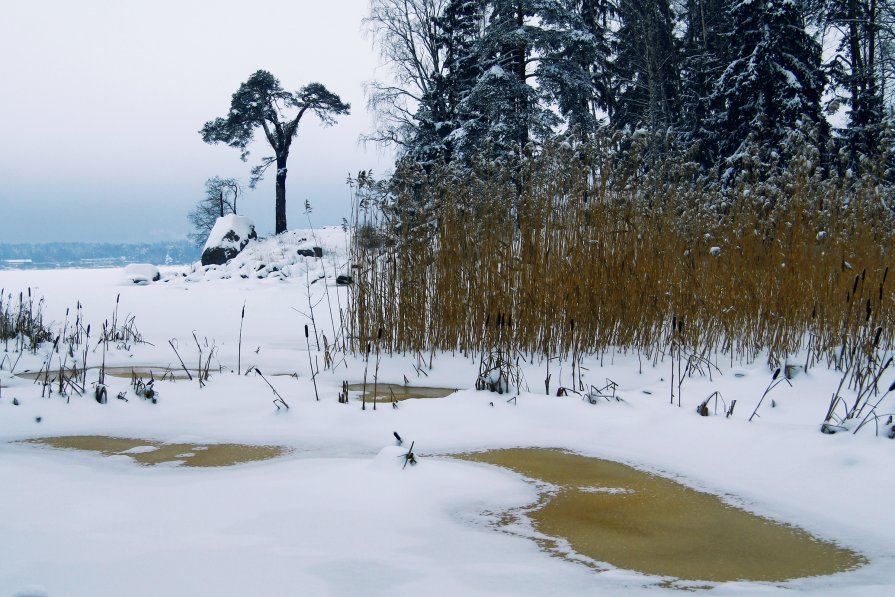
[122,263,160,285]
[336,275,353,285]
[297,246,323,258]
[201,215,257,266]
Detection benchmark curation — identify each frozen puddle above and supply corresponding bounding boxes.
[16,366,197,381]
[346,383,457,401]
[22,436,286,467]
[457,448,865,583]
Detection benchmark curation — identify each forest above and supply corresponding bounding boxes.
[364,0,895,179]
[351,0,895,375]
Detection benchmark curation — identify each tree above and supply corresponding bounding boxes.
[421,0,488,163]
[200,70,350,234]
[187,177,242,246]
[366,1,611,166]
[876,0,895,109]
[809,0,886,166]
[364,0,451,155]
[611,0,681,134]
[710,0,825,172]
[452,1,608,161]
[679,0,728,165]
[565,0,615,130]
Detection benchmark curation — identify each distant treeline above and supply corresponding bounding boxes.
[0,241,199,268]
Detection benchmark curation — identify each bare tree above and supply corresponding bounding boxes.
[187,177,242,246]
[363,0,450,150]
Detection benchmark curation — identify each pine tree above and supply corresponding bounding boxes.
[710,0,825,174]
[679,0,728,165]
[200,71,349,234]
[539,0,615,137]
[455,0,608,160]
[458,0,544,160]
[404,0,487,166]
[810,0,885,167]
[611,0,681,132]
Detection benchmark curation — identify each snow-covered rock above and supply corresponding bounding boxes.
[200,215,258,266]
[181,227,348,283]
[297,246,323,258]
[121,263,160,285]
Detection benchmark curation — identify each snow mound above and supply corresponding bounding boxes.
[372,445,415,470]
[181,227,350,284]
[121,263,160,285]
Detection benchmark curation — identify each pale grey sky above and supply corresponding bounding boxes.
[0,0,392,243]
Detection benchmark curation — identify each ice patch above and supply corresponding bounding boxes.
[120,445,158,454]
[578,486,634,495]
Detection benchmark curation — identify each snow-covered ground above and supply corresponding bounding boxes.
[1,228,893,596]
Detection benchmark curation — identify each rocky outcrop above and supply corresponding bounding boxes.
[201,215,258,266]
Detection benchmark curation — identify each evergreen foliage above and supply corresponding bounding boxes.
[611,0,680,132]
[710,0,825,173]
[200,71,349,234]
[679,0,728,165]
[811,0,886,167]
[363,0,892,179]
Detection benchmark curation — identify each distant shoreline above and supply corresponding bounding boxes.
[0,240,199,269]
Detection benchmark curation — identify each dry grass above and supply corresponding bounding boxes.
[1,288,53,353]
[349,142,895,368]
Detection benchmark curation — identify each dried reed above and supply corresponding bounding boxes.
[349,141,895,370]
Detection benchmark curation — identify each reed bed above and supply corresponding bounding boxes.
[1,288,53,353]
[349,142,895,369]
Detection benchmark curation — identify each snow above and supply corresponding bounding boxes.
[1,230,894,595]
[120,263,160,285]
[186,227,345,283]
[202,214,256,254]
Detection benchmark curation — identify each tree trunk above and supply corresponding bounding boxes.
[275,154,288,234]
[515,1,528,157]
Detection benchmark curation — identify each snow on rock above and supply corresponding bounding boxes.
[120,263,160,285]
[200,215,258,266]
[184,227,350,284]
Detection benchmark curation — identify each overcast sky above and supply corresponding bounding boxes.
[0,0,393,243]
